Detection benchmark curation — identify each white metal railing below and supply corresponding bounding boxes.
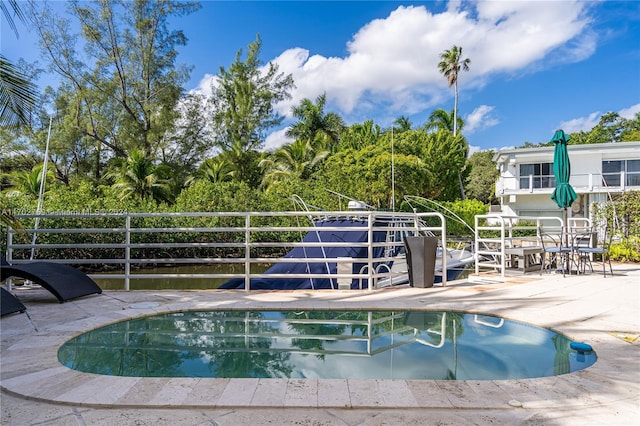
[474,215,564,277]
[5,210,449,290]
[495,171,639,195]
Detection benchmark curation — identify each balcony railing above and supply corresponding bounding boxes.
[497,171,639,195]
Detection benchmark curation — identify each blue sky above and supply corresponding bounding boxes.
[3,1,640,153]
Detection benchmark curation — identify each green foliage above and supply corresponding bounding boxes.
[337,120,381,151]
[317,133,430,208]
[2,164,55,197]
[425,108,463,133]
[286,92,345,148]
[437,45,470,136]
[402,198,487,237]
[259,137,329,188]
[464,150,499,204]
[592,190,640,262]
[422,130,468,201]
[209,34,293,186]
[517,112,639,148]
[29,0,200,167]
[108,150,172,203]
[609,237,640,263]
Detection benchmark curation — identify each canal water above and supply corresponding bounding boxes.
[93,263,472,291]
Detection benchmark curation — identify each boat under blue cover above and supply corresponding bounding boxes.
[220,219,389,290]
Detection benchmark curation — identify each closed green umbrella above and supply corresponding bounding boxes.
[550,130,577,246]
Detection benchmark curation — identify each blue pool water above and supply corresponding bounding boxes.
[57,310,597,380]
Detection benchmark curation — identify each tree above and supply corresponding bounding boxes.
[569,112,640,145]
[393,116,412,133]
[464,150,499,204]
[338,120,381,150]
[286,93,345,149]
[437,45,470,137]
[318,133,431,208]
[422,129,469,201]
[196,156,234,184]
[109,149,170,202]
[425,108,463,134]
[0,0,38,127]
[259,137,329,188]
[2,164,54,197]
[29,0,200,162]
[209,34,294,185]
[425,107,468,199]
[160,92,215,187]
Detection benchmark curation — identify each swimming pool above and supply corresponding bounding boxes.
[57,310,597,380]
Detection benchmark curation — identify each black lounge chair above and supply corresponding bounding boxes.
[1,258,102,303]
[1,287,26,316]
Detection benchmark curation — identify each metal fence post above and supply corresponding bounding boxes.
[125,214,131,291]
[245,213,251,292]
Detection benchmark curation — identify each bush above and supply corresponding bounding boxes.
[593,190,640,263]
[610,237,640,263]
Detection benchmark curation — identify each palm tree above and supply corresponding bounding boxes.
[339,120,381,150]
[0,1,38,127]
[110,150,170,202]
[2,164,53,197]
[393,116,412,132]
[437,46,470,136]
[286,93,345,149]
[197,157,235,184]
[425,108,464,133]
[259,137,329,188]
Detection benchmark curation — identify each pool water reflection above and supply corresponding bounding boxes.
[58,310,597,380]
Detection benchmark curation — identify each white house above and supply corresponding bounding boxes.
[492,141,640,221]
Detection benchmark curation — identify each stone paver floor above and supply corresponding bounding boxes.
[1,263,639,425]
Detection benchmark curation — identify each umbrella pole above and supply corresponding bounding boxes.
[563,207,570,272]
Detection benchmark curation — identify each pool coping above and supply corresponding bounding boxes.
[1,267,639,411]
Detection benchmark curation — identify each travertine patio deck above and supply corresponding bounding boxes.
[1,263,639,425]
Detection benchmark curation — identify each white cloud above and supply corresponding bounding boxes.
[619,103,640,119]
[558,112,601,133]
[464,105,499,134]
[194,1,593,126]
[263,128,292,152]
[467,145,481,156]
[558,103,640,134]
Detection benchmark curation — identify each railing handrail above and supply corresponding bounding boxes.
[474,214,564,277]
[5,210,450,290]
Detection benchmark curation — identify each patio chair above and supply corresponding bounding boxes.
[1,287,26,316]
[538,227,572,277]
[568,227,595,274]
[576,226,614,277]
[1,257,102,303]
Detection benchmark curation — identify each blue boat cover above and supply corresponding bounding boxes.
[220,219,389,290]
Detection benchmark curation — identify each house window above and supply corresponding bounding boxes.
[602,159,640,187]
[628,159,640,186]
[519,163,555,189]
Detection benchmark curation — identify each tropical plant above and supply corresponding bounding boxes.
[260,137,330,188]
[29,0,200,160]
[109,150,170,202]
[209,34,294,184]
[425,108,464,134]
[1,0,38,127]
[393,116,412,132]
[437,45,470,137]
[286,93,345,148]
[338,120,381,150]
[195,156,235,184]
[2,164,53,197]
